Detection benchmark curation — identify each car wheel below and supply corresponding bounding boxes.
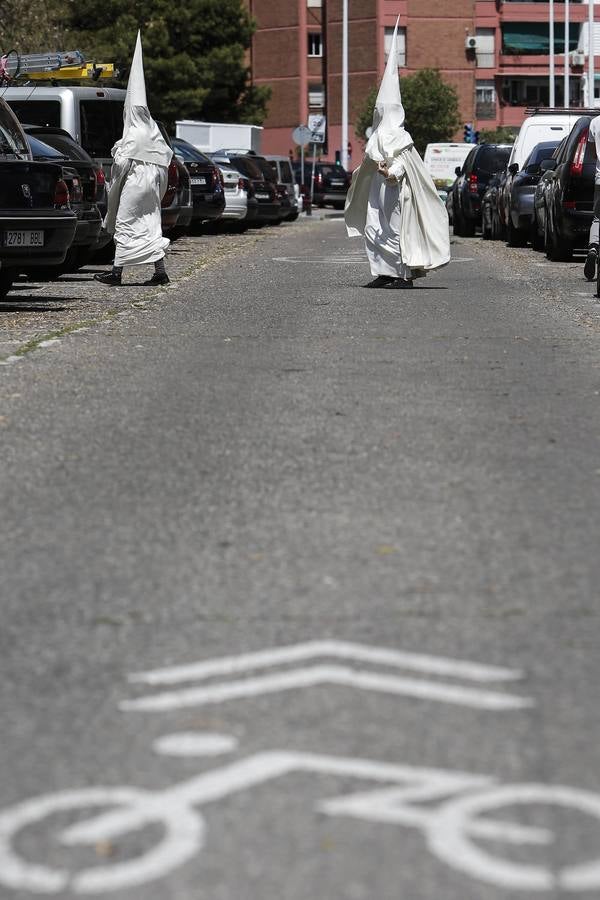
[545,218,573,262]
[506,217,527,248]
[531,220,544,252]
[0,270,14,301]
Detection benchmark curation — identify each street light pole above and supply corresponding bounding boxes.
[564,0,570,107]
[549,0,555,107]
[341,0,349,170]
[589,0,595,109]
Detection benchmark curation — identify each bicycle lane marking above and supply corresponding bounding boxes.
[120,638,532,713]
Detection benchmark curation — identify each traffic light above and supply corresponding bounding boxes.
[463,123,473,143]
[335,150,341,165]
[473,130,480,144]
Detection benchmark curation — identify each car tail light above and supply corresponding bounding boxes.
[468,173,478,194]
[70,177,83,203]
[94,167,105,200]
[315,172,323,186]
[571,130,588,177]
[54,179,70,208]
[162,159,179,207]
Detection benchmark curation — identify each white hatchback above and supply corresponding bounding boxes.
[215,162,249,223]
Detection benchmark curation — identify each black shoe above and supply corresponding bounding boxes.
[364,275,394,288]
[143,273,170,286]
[584,247,598,282]
[94,272,121,286]
[383,278,414,289]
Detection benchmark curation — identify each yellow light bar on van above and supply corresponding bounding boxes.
[25,63,115,81]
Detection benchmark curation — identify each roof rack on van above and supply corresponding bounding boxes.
[525,106,599,116]
[0,50,114,85]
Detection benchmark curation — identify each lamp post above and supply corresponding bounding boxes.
[564,0,570,107]
[341,0,349,170]
[549,0,555,107]
[590,0,595,109]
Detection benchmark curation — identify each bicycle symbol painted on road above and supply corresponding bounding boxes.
[1,640,598,895]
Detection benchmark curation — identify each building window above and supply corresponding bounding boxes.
[501,76,580,108]
[476,28,495,68]
[307,0,322,7]
[476,81,496,119]
[308,84,325,108]
[384,26,406,67]
[502,22,581,56]
[308,33,322,57]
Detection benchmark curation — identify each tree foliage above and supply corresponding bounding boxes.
[478,126,517,145]
[354,68,461,156]
[0,0,66,55]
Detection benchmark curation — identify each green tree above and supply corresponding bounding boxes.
[0,0,66,55]
[63,0,270,128]
[354,68,461,156]
[478,126,517,145]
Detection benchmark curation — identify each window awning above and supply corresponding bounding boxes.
[502,22,580,55]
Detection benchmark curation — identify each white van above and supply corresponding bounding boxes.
[508,110,588,171]
[1,85,127,171]
[424,143,473,192]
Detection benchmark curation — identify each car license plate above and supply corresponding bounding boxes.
[330,180,345,187]
[190,177,207,185]
[255,192,270,199]
[3,230,44,247]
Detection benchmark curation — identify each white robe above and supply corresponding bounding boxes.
[365,161,413,279]
[104,156,170,267]
[345,135,450,278]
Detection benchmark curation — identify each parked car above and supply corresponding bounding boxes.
[171,137,225,229]
[265,155,300,220]
[3,86,127,177]
[236,152,291,223]
[23,125,108,267]
[155,123,192,235]
[0,97,77,299]
[451,143,512,236]
[423,142,473,198]
[212,161,255,229]
[211,150,281,225]
[503,140,560,247]
[481,173,504,240]
[533,116,595,261]
[295,162,350,209]
[506,108,588,174]
[532,138,567,252]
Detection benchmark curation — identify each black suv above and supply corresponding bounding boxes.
[451,143,512,236]
[534,116,595,261]
[0,99,76,299]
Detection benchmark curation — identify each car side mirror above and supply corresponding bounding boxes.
[540,158,557,171]
[525,163,541,175]
[508,162,519,175]
[455,166,462,176]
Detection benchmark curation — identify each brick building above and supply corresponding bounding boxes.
[245,1,598,163]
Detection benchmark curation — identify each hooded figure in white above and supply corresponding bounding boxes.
[345,21,450,288]
[96,31,173,287]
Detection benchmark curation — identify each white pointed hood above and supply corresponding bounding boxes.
[111,31,173,168]
[364,19,413,163]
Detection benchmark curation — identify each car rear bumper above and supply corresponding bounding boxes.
[191,193,226,222]
[562,209,594,243]
[314,191,347,206]
[0,210,77,268]
[255,201,281,223]
[72,208,102,247]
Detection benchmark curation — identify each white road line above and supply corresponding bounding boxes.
[120,664,532,713]
[127,639,523,685]
[153,732,238,757]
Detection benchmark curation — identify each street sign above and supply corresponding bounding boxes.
[292,125,312,147]
[308,114,326,144]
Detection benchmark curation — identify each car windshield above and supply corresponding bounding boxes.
[27,134,67,160]
[318,164,348,177]
[230,156,262,179]
[35,133,92,162]
[528,142,560,166]
[79,99,125,158]
[173,140,213,165]
[0,102,29,156]
[252,157,277,181]
[476,147,511,174]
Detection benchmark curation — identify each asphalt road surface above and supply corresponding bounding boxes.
[1,219,600,899]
